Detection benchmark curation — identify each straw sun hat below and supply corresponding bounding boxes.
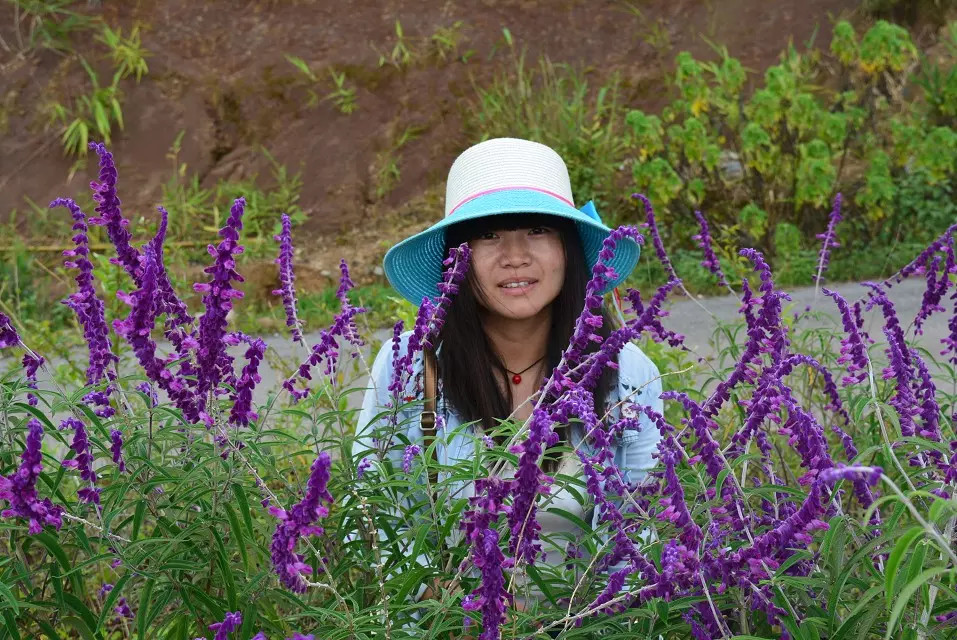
[383,137,641,305]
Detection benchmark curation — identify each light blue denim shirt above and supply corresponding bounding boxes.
[353,330,663,544]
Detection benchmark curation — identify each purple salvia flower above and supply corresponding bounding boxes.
[195,197,247,409]
[270,452,334,592]
[21,352,44,407]
[87,142,141,279]
[98,583,113,598]
[208,611,242,640]
[287,635,315,640]
[61,417,100,504]
[461,535,509,640]
[550,226,643,394]
[251,634,268,640]
[272,213,304,344]
[819,464,883,487]
[110,429,126,473]
[633,193,678,281]
[51,197,119,417]
[0,311,19,348]
[356,457,372,479]
[228,333,266,428]
[914,255,948,334]
[402,444,420,473]
[336,259,365,351]
[136,381,158,408]
[283,261,366,402]
[884,223,957,286]
[153,207,195,350]
[822,288,870,386]
[813,193,842,289]
[507,405,561,564]
[114,597,134,620]
[624,279,685,348]
[692,210,732,290]
[704,250,790,417]
[0,419,64,533]
[114,229,202,423]
[657,436,703,548]
[911,348,943,453]
[460,477,511,640]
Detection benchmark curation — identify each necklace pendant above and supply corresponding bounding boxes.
[511,373,522,385]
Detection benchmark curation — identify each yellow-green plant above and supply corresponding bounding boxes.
[95,23,150,83]
[284,55,357,114]
[625,20,956,261]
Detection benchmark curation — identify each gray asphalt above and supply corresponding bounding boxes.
[8,276,954,420]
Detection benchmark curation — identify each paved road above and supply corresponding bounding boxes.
[10,276,954,419]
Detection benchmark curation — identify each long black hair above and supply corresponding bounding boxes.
[437,213,617,461]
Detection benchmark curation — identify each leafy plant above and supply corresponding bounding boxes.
[622,19,957,277]
[46,58,124,158]
[284,55,357,114]
[6,0,95,54]
[95,23,150,83]
[465,38,632,222]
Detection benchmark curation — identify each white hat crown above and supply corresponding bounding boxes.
[444,138,575,218]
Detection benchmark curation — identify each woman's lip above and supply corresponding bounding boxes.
[497,281,538,295]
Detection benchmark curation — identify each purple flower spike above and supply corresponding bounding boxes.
[402,444,421,473]
[114,597,134,620]
[462,527,508,640]
[814,193,842,288]
[283,260,367,402]
[61,417,100,504]
[87,142,142,280]
[357,457,372,479]
[822,288,870,386]
[632,193,678,281]
[228,333,267,428]
[0,419,64,534]
[195,197,247,408]
[287,634,315,640]
[110,429,126,473]
[21,352,44,407]
[114,227,202,423]
[208,611,242,640]
[270,452,334,592]
[0,312,20,348]
[272,213,304,344]
[51,197,119,417]
[692,210,731,290]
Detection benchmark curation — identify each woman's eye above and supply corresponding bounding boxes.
[529,226,551,235]
[479,231,498,241]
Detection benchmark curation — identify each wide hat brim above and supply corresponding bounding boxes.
[383,188,641,305]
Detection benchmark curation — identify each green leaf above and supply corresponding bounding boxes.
[885,567,954,639]
[1,610,21,640]
[231,483,255,538]
[131,499,147,541]
[224,504,250,572]
[0,582,20,616]
[136,578,155,640]
[885,526,924,609]
[61,616,94,640]
[61,593,97,635]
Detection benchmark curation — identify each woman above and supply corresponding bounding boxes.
[352,137,663,612]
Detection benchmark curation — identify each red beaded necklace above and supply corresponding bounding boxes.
[505,355,546,385]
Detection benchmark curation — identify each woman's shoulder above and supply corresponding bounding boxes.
[616,341,660,387]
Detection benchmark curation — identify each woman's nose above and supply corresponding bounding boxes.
[499,231,531,266]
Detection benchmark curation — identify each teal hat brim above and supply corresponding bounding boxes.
[383,188,640,305]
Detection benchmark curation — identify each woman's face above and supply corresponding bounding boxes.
[467,222,566,321]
